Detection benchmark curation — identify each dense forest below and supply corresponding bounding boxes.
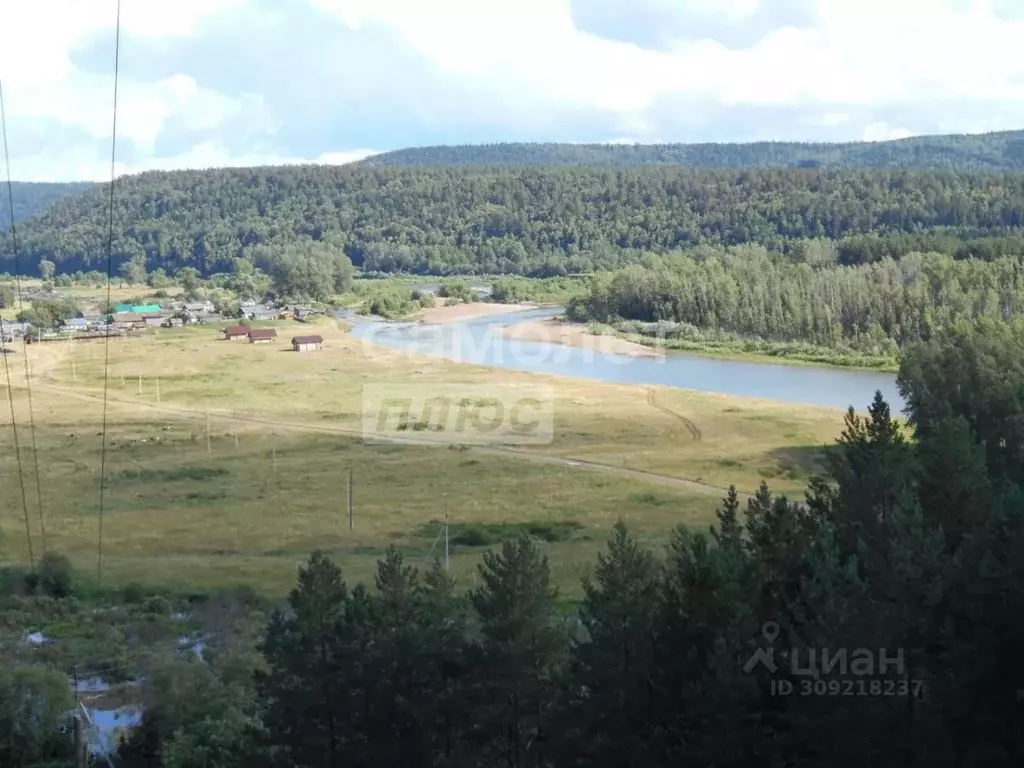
[7,320,1024,766]
[362,130,1024,171]
[0,180,96,231]
[7,165,1024,278]
[566,248,1024,364]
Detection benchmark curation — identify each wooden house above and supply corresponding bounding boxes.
[248,328,278,344]
[291,335,324,352]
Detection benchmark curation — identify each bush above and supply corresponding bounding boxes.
[439,280,477,303]
[418,292,437,308]
[123,582,147,604]
[141,595,173,616]
[31,552,74,598]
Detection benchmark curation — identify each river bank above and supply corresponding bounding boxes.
[532,315,900,374]
[603,326,901,373]
[412,301,537,324]
[499,317,664,358]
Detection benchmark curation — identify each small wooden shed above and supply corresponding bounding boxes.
[222,325,250,341]
[291,334,324,352]
[248,328,278,344]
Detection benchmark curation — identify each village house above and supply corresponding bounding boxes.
[0,320,31,341]
[222,325,250,341]
[112,312,147,330]
[143,314,165,328]
[165,316,185,328]
[291,334,324,352]
[60,317,89,333]
[248,328,278,344]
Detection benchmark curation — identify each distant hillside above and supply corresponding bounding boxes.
[6,165,1024,278]
[0,181,97,232]
[361,131,1024,171]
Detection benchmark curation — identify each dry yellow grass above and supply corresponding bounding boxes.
[0,318,846,595]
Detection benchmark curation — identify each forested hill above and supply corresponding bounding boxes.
[0,181,97,232]
[8,165,1024,277]
[362,130,1024,171]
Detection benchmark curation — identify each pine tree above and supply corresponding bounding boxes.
[566,521,662,766]
[469,535,565,768]
[420,558,472,766]
[649,527,762,767]
[257,550,348,768]
[365,547,431,766]
[712,485,744,554]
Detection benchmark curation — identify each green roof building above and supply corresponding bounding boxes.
[131,304,162,314]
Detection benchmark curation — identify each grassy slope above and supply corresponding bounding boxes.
[0,319,845,595]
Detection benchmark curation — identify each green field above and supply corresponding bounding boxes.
[0,317,846,596]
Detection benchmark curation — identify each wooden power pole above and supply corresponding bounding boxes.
[73,713,86,768]
[347,468,354,530]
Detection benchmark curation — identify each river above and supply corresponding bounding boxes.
[349,307,905,411]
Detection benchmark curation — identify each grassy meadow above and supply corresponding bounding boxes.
[0,316,847,596]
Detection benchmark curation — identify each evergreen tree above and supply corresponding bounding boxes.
[565,521,661,766]
[469,535,565,768]
[258,550,348,768]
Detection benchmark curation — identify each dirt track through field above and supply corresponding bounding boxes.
[13,342,749,503]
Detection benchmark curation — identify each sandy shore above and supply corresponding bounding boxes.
[414,302,535,324]
[500,318,664,358]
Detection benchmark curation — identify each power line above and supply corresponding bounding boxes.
[0,78,48,556]
[97,0,122,587]
[0,79,35,572]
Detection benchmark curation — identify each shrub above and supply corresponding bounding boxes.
[141,595,173,616]
[35,552,74,598]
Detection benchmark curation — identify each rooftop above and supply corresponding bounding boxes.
[292,335,324,345]
[248,328,278,340]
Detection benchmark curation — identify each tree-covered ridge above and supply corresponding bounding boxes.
[8,165,1024,277]
[0,181,96,232]
[362,130,1024,171]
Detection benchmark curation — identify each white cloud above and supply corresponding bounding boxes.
[2,0,1024,180]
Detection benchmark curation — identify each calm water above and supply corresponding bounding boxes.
[349,307,904,411]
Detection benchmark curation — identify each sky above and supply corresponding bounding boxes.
[2,0,1024,181]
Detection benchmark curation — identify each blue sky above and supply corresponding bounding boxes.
[2,0,1024,180]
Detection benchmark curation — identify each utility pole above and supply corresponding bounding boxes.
[138,374,142,395]
[73,714,86,768]
[71,356,76,382]
[444,500,449,571]
[156,375,160,405]
[233,406,238,450]
[347,468,354,530]
[206,410,211,454]
[272,429,277,471]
